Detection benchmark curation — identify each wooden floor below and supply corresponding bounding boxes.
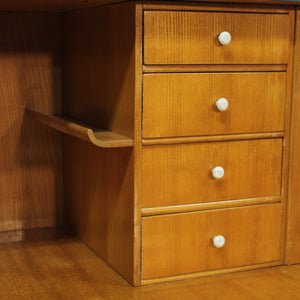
[0,229,299,299]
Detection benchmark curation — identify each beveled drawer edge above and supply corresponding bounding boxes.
[140,261,281,285]
[142,2,293,14]
[141,196,281,216]
[142,132,284,146]
[143,64,287,73]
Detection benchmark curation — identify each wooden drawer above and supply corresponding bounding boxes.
[144,10,290,65]
[142,204,282,280]
[143,72,286,138]
[142,139,282,208]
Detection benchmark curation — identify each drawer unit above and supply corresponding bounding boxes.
[144,10,290,65]
[142,139,282,208]
[143,72,286,138]
[142,204,282,280]
[21,1,295,287]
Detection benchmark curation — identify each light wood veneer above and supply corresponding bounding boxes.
[142,204,282,280]
[143,72,286,138]
[286,8,300,264]
[142,139,283,207]
[0,0,298,288]
[144,10,290,65]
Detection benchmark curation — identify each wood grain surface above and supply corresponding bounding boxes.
[133,2,143,287]
[142,139,283,208]
[286,8,300,264]
[1,228,300,299]
[141,196,281,216]
[0,13,63,231]
[143,2,295,13]
[142,132,285,146]
[143,64,287,73]
[143,72,286,138]
[144,10,291,65]
[26,108,134,148]
[0,0,126,11]
[63,2,135,138]
[142,204,282,280]
[0,0,296,11]
[62,3,137,284]
[64,136,135,284]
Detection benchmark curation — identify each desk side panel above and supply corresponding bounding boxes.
[286,8,300,264]
[63,3,137,284]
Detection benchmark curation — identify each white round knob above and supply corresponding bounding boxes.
[213,235,226,248]
[216,98,229,112]
[211,166,225,179]
[218,31,231,46]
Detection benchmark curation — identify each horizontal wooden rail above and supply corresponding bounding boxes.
[142,132,284,146]
[142,196,282,216]
[143,64,287,73]
[26,108,134,148]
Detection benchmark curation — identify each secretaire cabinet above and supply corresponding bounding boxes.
[1,0,300,287]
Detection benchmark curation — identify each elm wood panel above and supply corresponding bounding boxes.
[143,73,286,138]
[142,139,282,208]
[0,13,63,231]
[142,204,282,280]
[286,9,300,264]
[144,11,290,65]
[2,229,300,297]
[26,108,134,148]
[63,2,135,138]
[64,136,135,285]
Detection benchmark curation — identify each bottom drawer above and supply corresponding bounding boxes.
[142,204,282,280]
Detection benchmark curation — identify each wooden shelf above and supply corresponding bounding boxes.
[26,108,133,148]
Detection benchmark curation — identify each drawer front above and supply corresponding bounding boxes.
[143,72,286,138]
[142,139,282,208]
[142,204,282,280]
[144,11,290,65]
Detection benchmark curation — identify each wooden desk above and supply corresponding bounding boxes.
[0,0,299,287]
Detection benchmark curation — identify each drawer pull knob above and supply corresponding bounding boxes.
[211,166,225,179]
[218,31,231,46]
[213,235,226,248]
[216,98,229,111]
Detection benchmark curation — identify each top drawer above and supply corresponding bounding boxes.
[144,10,290,65]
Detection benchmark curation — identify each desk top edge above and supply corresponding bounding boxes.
[0,0,299,12]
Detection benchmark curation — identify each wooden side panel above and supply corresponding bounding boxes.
[142,139,283,208]
[142,204,282,280]
[144,10,291,65]
[143,72,286,138]
[286,9,300,264]
[63,2,135,138]
[64,136,135,284]
[0,13,63,231]
[63,3,137,284]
